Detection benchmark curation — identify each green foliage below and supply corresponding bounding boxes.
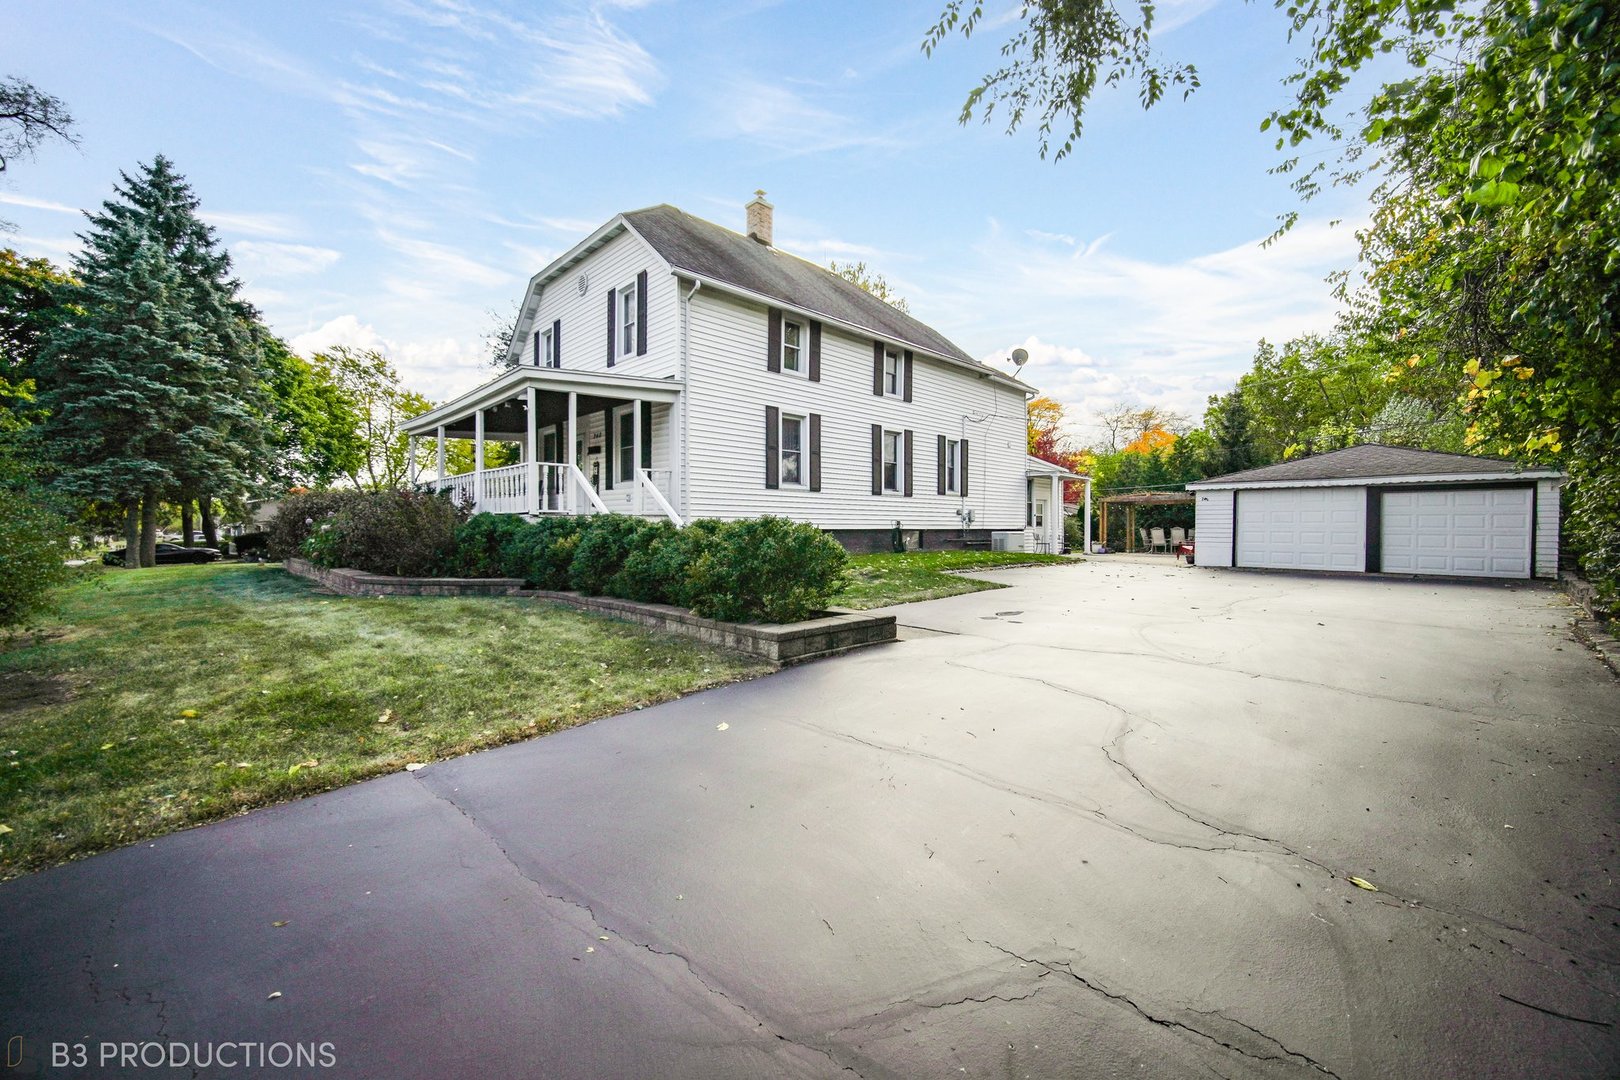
[298,490,464,577]
[447,513,534,578]
[607,520,686,603]
[568,514,651,596]
[0,488,75,630]
[827,260,910,314]
[0,249,73,484]
[266,490,359,559]
[260,338,367,489]
[315,346,434,491]
[685,517,848,623]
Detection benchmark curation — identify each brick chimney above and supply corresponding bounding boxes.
[745,189,773,246]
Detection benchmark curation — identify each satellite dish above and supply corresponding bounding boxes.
[1011,348,1029,367]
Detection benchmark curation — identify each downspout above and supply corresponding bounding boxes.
[679,276,702,523]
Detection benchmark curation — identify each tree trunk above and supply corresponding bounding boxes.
[200,497,218,547]
[140,491,160,568]
[180,498,194,547]
[123,501,141,569]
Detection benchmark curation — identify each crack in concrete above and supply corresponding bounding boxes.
[966,937,1344,1078]
[410,774,867,1078]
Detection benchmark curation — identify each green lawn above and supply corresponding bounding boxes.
[833,550,1074,609]
[0,563,768,879]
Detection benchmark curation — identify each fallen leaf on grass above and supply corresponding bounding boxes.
[1348,877,1379,892]
[377,709,396,725]
[0,824,12,835]
[267,991,282,1000]
[100,743,114,751]
[272,921,288,928]
[404,763,425,772]
[179,709,198,719]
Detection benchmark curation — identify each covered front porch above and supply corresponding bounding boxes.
[403,367,684,523]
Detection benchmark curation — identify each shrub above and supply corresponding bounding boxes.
[608,520,684,603]
[447,513,532,578]
[686,516,848,623]
[234,531,270,554]
[0,490,75,631]
[298,490,465,576]
[267,490,361,559]
[568,514,651,596]
[506,516,592,590]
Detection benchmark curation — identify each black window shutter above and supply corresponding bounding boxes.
[903,351,914,402]
[870,424,883,494]
[532,329,541,366]
[640,405,653,469]
[764,406,780,489]
[635,270,648,355]
[872,342,884,396]
[606,289,617,367]
[961,440,970,497]
[937,434,947,495]
[809,413,822,492]
[766,308,782,373]
[552,319,561,367]
[808,322,821,382]
[904,430,914,497]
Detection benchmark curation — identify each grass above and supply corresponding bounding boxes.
[833,550,1074,609]
[0,562,769,879]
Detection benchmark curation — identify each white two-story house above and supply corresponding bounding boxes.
[403,194,1076,553]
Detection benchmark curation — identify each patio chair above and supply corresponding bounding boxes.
[1137,527,1150,552]
[1170,527,1186,546]
[1148,527,1169,552]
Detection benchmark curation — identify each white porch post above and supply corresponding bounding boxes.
[1053,477,1064,552]
[525,386,539,516]
[1083,477,1093,555]
[566,391,578,514]
[436,425,446,488]
[406,435,417,486]
[632,398,643,515]
[474,408,485,512]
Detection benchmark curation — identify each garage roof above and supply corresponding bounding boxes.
[1187,443,1563,489]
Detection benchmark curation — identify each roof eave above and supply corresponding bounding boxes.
[1187,469,1565,490]
[502,215,633,367]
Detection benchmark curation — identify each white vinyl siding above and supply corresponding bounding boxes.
[519,228,677,378]
[684,290,1026,528]
[1535,478,1560,579]
[1236,487,1365,572]
[1194,489,1235,567]
[1381,487,1532,578]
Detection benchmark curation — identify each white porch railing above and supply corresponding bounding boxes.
[636,468,682,526]
[437,461,672,521]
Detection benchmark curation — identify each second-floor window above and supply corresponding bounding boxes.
[882,349,902,396]
[782,320,804,375]
[619,283,637,359]
[540,327,556,368]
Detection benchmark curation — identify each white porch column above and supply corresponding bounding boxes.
[436,425,446,487]
[1083,477,1093,555]
[566,391,578,514]
[525,386,539,516]
[632,398,643,515]
[406,435,418,486]
[1053,477,1064,552]
[474,408,485,512]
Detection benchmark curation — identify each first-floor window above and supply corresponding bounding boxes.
[882,430,902,492]
[944,438,961,494]
[1034,499,1047,529]
[616,410,635,484]
[781,413,804,485]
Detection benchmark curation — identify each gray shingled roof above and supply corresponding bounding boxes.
[1190,444,1550,486]
[623,204,982,367]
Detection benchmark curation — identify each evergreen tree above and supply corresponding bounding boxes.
[34,156,269,564]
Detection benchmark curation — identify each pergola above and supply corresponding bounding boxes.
[1097,490,1196,552]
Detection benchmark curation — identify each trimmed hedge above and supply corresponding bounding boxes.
[437,512,847,622]
[0,490,75,631]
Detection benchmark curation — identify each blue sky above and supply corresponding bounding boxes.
[5,0,1373,442]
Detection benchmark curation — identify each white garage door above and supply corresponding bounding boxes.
[1381,487,1532,578]
[1235,487,1365,571]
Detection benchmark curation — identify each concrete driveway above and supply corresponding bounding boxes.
[3,560,1617,1078]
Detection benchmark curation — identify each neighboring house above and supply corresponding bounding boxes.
[404,194,1066,552]
[1187,444,1564,579]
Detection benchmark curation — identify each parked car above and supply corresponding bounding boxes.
[102,543,223,567]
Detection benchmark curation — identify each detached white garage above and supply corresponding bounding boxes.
[1187,445,1564,580]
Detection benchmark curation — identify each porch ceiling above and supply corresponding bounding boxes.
[404,366,683,438]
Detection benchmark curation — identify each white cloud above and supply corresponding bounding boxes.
[202,210,301,237]
[233,241,342,279]
[0,193,80,215]
[710,80,904,154]
[375,230,511,288]
[289,314,488,401]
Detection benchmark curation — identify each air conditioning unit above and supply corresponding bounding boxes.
[990,531,1023,552]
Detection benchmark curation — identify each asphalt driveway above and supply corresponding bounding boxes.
[3,560,1617,1078]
